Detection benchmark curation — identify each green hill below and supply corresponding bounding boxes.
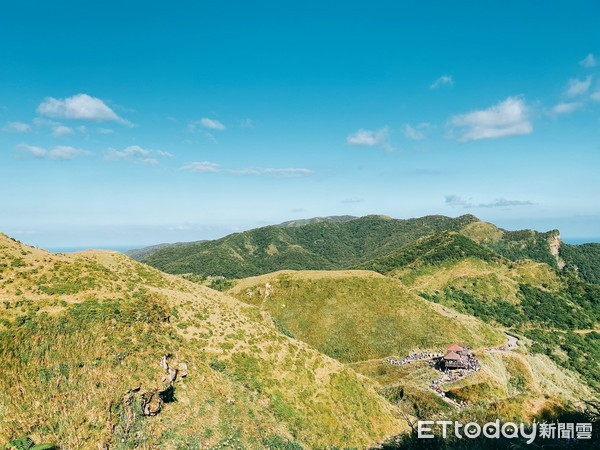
[355,231,500,274]
[0,233,403,449]
[134,214,599,286]
[135,214,481,278]
[228,270,505,363]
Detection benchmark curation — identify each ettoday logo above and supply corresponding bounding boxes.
[417,420,593,443]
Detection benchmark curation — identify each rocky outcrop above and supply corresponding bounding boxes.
[548,232,566,269]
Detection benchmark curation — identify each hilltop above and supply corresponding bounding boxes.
[228,270,505,362]
[0,233,403,448]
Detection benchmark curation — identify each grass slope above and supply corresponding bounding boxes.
[227,269,594,426]
[0,233,403,449]
[376,233,600,392]
[228,270,504,363]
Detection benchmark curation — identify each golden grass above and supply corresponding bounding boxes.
[0,235,405,449]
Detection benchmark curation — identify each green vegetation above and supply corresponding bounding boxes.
[133,215,591,286]
[486,229,561,268]
[137,214,480,278]
[3,436,55,450]
[357,232,499,274]
[420,275,599,330]
[524,329,600,391]
[561,242,600,285]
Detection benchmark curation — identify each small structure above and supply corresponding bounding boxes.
[442,351,468,369]
[442,344,471,370]
[446,344,467,353]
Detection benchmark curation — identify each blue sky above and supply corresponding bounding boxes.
[1,1,599,248]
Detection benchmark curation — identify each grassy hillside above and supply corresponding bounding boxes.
[137,214,480,278]
[228,270,505,362]
[355,232,501,274]
[0,233,403,449]
[377,233,600,392]
[461,221,562,268]
[228,270,595,428]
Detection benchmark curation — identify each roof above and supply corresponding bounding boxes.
[446,344,466,352]
[443,351,464,361]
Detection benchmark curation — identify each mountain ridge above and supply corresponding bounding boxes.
[129,214,600,284]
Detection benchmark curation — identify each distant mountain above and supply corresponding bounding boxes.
[124,216,356,260]
[356,231,500,274]
[132,214,600,288]
[125,240,204,260]
[275,215,357,228]
[135,214,480,278]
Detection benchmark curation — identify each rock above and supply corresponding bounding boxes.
[141,390,162,416]
[178,362,188,378]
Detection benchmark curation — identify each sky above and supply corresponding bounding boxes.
[1,1,599,248]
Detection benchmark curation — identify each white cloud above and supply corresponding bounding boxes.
[51,125,74,137]
[551,102,583,116]
[105,145,173,165]
[591,91,600,102]
[200,117,226,130]
[449,96,532,142]
[17,144,46,158]
[181,161,221,173]
[229,167,314,177]
[98,128,114,134]
[3,121,31,133]
[445,194,533,208]
[37,93,129,124]
[430,75,454,89]
[341,196,365,204]
[402,124,425,140]
[181,162,314,177]
[50,146,89,160]
[346,126,392,151]
[187,118,226,140]
[565,76,592,97]
[17,144,90,160]
[580,53,598,68]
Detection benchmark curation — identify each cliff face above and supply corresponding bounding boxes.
[548,231,566,269]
